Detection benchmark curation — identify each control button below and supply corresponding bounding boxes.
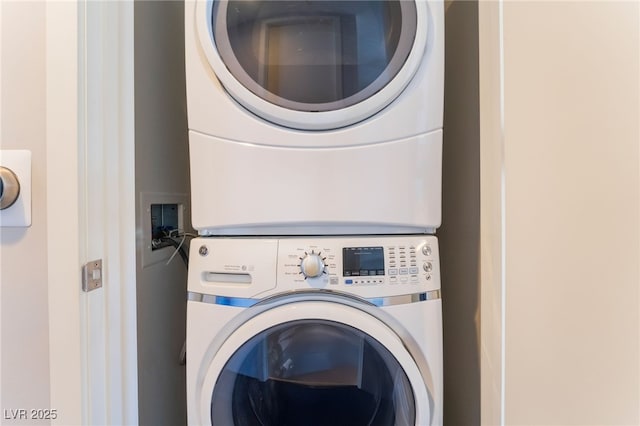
[389,268,398,276]
[399,267,408,275]
[422,245,432,256]
[410,275,419,283]
[330,276,339,285]
[423,262,433,273]
[426,274,432,281]
[389,277,398,284]
[345,279,353,285]
[409,267,419,274]
[400,276,409,283]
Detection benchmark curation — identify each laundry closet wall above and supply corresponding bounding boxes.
[134,1,190,425]
[439,1,481,425]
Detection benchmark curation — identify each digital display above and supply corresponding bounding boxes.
[342,247,385,276]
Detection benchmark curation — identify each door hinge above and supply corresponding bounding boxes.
[82,259,103,292]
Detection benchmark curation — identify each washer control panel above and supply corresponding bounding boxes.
[189,235,440,298]
[278,235,440,297]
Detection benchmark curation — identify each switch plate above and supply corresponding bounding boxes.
[0,150,31,227]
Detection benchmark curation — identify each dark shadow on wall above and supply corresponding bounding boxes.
[440,1,481,425]
[135,1,190,425]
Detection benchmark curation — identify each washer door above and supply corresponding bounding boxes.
[196,0,428,130]
[196,297,434,425]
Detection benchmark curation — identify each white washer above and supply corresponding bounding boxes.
[187,235,443,425]
[185,0,444,235]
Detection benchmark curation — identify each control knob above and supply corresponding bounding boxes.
[299,251,326,279]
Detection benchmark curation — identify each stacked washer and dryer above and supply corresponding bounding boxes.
[185,0,444,424]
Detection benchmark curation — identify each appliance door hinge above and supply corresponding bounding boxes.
[82,259,103,292]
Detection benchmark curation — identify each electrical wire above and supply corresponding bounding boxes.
[165,234,187,266]
[157,230,196,366]
[160,232,195,267]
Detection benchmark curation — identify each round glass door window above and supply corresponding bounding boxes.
[210,320,416,425]
[211,0,418,113]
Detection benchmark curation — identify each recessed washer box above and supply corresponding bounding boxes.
[140,192,189,267]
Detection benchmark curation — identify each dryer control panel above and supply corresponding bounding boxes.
[189,235,440,299]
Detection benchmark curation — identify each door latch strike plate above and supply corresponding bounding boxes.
[82,259,103,292]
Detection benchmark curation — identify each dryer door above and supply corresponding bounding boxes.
[195,295,435,425]
[195,0,428,130]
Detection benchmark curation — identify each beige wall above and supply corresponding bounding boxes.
[0,2,51,424]
[482,1,640,424]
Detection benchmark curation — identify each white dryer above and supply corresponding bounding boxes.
[187,235,443,425]
[185,0,444,235]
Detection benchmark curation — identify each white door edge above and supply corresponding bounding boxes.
[46,1,138,425]
[82,1,138,424]
[478,1,505,425]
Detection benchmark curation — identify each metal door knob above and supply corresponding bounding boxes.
[0,166,21,210]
